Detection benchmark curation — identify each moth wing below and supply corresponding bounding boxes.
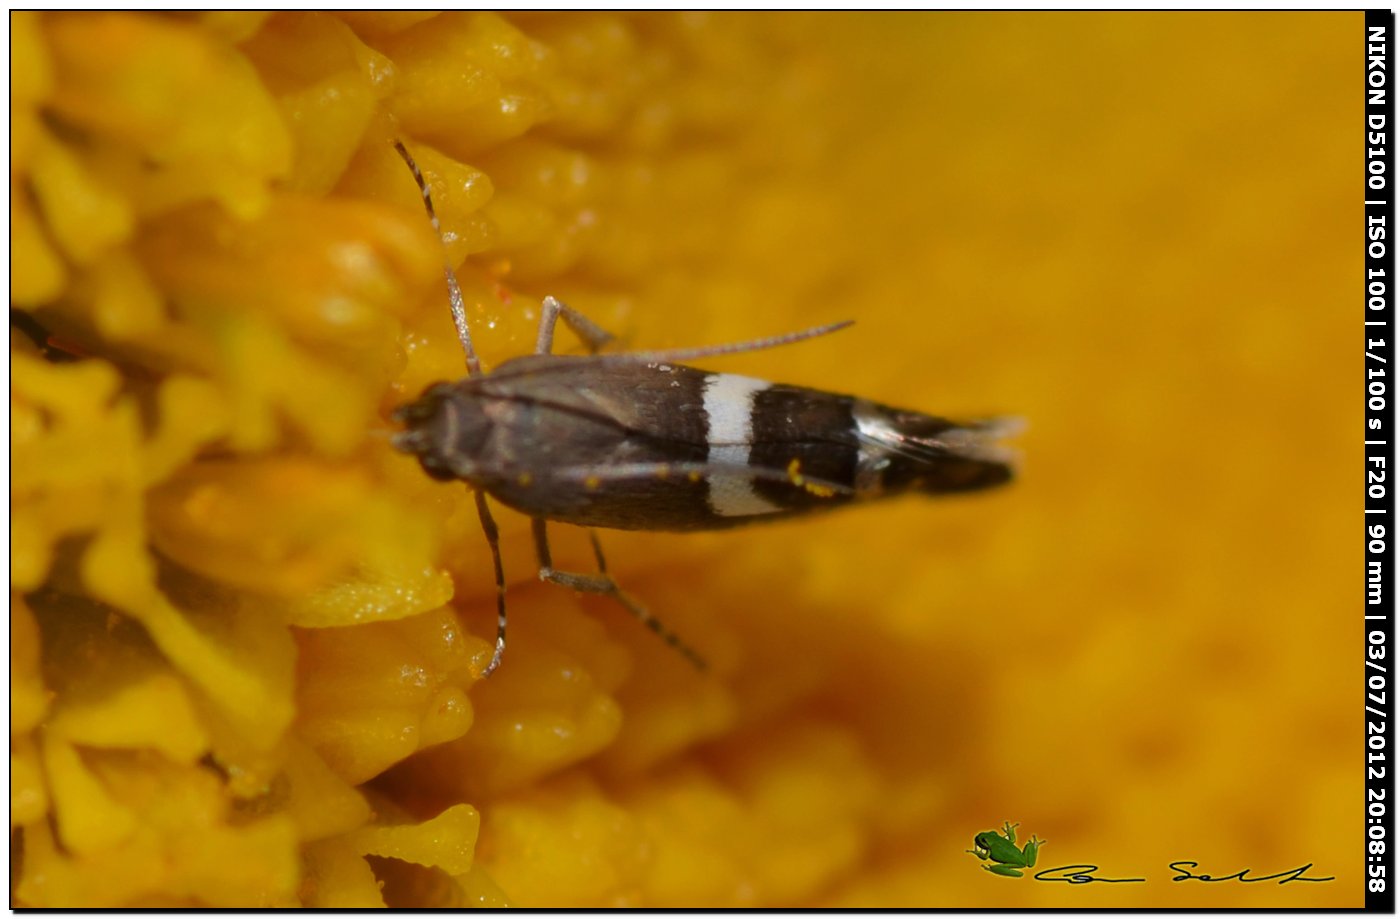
[544,460,856,497]
[484,354,715,444]
[855,411,1023,469]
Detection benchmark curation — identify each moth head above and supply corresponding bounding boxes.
[391,381,484,482]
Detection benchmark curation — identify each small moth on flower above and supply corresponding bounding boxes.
[390,142,1018,676]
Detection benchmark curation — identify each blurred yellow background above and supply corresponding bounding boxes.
[11,11,1358,907]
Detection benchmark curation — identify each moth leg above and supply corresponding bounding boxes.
[474,490,509,678]
[585,319,853,366]
[536,296,616,356]
[531,518,707,671]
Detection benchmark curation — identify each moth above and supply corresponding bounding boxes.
[390,142,1017,676]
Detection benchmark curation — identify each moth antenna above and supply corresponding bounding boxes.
[473,490,508,678]
[594,319,854,365]
[392,140,482,378]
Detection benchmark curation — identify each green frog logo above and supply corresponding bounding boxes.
[966,821,1045,877]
